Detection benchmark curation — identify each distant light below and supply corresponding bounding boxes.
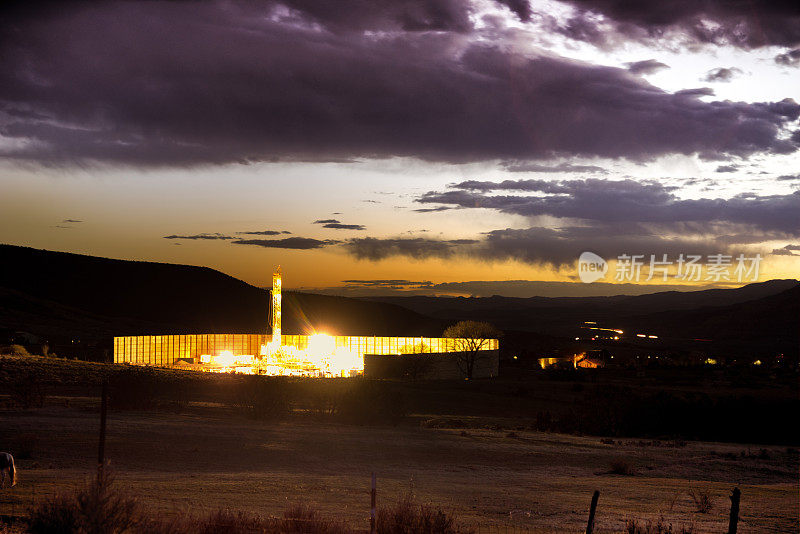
[753,359,762,366]
[216,350,236,367]
[637,334,646,338]
[575,337,580,340]
[614,330,623,334]
[513,355,518,360]
[308,333,336,356]
[648,335,658,339]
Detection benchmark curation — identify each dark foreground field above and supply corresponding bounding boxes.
[1,403,798,533]
[0,357,798,533]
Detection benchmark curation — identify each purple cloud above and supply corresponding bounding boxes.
[0,2,797,167]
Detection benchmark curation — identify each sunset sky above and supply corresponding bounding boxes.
[1,0,798,296]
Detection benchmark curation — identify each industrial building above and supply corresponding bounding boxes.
[114,268,499,378]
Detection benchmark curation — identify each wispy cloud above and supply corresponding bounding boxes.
[771,244,800,256]
[314,219,365,230]
[236,230,292,236]
[625,59,670,75]
[702,67,742,82]
[163,233,233,240]
[232,237,339,250]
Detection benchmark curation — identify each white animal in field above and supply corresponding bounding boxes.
[0,452,16,488]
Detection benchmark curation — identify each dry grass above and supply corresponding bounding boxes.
[26,467,141,534]
[377,493,466,534]
[625,515,695,534]
[609,459,636,476]
[687,489,713,514]
[0,403,796,533]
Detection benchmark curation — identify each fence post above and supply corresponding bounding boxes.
[585,490,600,534]
[97,381,108,474]
[370,472,377,534]
[727,487,741,534]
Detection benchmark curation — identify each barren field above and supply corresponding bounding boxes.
[1,399,797,533]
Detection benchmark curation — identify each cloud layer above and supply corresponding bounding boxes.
[419,179,800,233]
[0,1,797,167]
[555,0,800,48]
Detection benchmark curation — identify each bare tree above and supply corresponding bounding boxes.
[443,321,501,379]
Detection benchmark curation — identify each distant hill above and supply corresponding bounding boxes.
[366,279,799,358]
[1,244,796,360]
[0,244,444,342]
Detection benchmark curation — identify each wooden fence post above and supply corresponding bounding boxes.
[97,381,108,473]
[370,472,376,534]
[585,490,600,534]
[727,487,741,534]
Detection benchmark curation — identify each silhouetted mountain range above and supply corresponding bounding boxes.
[367,280,799,358]
[0,244,797,359]
[0,244,443,341]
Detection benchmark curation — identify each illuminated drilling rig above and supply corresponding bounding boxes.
[113,266,500,377]
[271,265,281,339]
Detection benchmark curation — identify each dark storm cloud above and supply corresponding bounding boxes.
[0,2,798,167]
[502,162,608,173]
[344,237,478,260]
[770,244,800,256]
[322,223,366,230]
[715,165,739,173]
[270,0,533,33]
[702,67,742,82]
[231,237,339,250]
[674,87,715,98]
[342,279,434,289]
[412,206,454,213]
[163,233,233,240]
[775,48,800,66]
[554,0,800,48]
[236,230,292,236]
[343,226,726,266]
[418,179,800,233]
[625,59,670,75]
[272,0,473,33]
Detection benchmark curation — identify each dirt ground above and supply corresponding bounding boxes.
[0,401,797,533]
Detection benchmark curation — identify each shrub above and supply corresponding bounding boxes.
[377,494,466,534]
[11,432,38,459]
[27,467,141,534]
[281,504,350,534]
[338,380,408,426]
[10,369,46,409]
[8,345,30,357]
[688,489,713,514]
[108,370,164,411]
[232,376,290,420]
[26,493,78,534]
[625,516,694,534]
[141,506,350,534]
[609,459,635,476]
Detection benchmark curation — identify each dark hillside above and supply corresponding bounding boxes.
[0,244,442,341]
